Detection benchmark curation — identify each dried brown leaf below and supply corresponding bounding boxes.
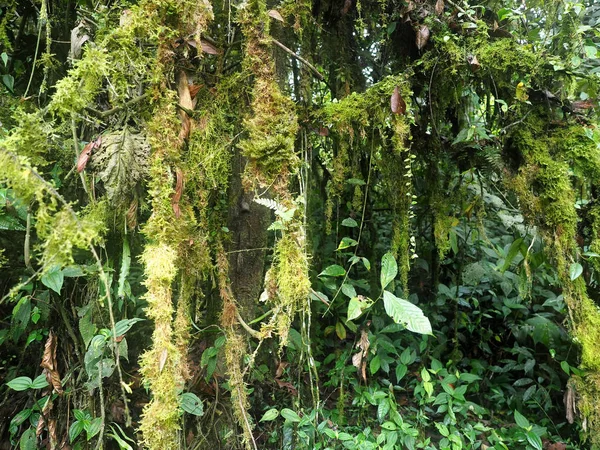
[40,331,63,394]
[435,0,444,15]
[159,348,168,372]
[275,379,298,395]
[171,168,184,218]
[126,196,138,230]
[268,9,284,22]
[188,83,202,99]
[391,86,406,115]
[564,381,576,424]
[275,361,288,378]
[467,54,480,71]
[200,39,220,55]
[178,71,194,141]
[77,136,101,173]
[416,25,430,50]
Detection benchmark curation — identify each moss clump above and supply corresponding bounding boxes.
[237,0,299,188]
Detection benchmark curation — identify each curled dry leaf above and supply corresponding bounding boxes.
[178,71,194,141]
[275,379,298,396]
[416,25,430,51]
[200,39,220,55]
[352,329,370,383]
[268,9,284,22]
[126,196,138,230]
[391,86,406,115]
[435,0,444,15]
[172,168,184,219]
[77,136,101,173]
[188,83,202,100]
[40,330,63,394]
[467,54,480,71]
[564,381,576,424]
[70,22,89,60]
[159,348,168,373]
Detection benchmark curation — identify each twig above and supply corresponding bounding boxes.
[85,93,149,118]
[500,110,532,134]
[272,38,324,81]
[236,311,261,339]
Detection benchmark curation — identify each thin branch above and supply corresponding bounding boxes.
[271,38,324,81]
[85,93,149,118]
[500,110,532,134]
[236,311,261,339]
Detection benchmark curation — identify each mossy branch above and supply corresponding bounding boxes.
[85,94,149,118]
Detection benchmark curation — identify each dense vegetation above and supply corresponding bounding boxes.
[1,0,599,448]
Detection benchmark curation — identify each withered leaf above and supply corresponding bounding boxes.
[159,348,168,372]
[435,0,444,15]
[564,381,576,424]
[126,196,138,230]
[416,25,430,50]
[40,331,63,394]
[70,22,89,60]
[391,86,406,115]
[200,39,220,55]
[275,379,298,396]
[172,168,184,219]
[77,136,101,173]
[178,71,194,141]
[352,329,370,382]
[188,83,202,100]
[467,54,480,71]
[268,9,284,22]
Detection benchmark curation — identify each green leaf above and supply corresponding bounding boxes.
[370,354,381,375]
[335,321,346,340]
[74,410,87,422]
[318,264,346,277]
[500,238,523,273]
[346,178,366,185]
[107,424,134,450]
[69,421,85,443]
[380,252,398,289]
[514,410,530,430]
[1,52,7,66]
[30,374,49,390]
[86,417,103,441]
[569,262,583,281]
[19,427,36,450]
[337,237,358,251]
[347,297,364,322]
[117,236,131,299]
[2,74,14,92]
[41,265,64,294]
[560,360,570,375]
[10,408,32,428]
[280,408,301,422]
[382,291,432,335]
[114,318,144,337]
[526,430,543,450]
[341,283,357,299]
[377,400,390,422]
[7,376,33,391]
[341,217,358,227]
[260,408,279,422]
[180,392,204,416]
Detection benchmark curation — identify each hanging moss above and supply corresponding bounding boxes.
[237,0,300,188]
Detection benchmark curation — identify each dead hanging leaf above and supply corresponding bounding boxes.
[341,0,352,16]
[416,25,430,51]
[90,129,149,204]
[178,71,194,141]
[171,168,184,219]
[126,196,138,230]
[200,39,220,55]
[275,360,289,378]
[352,328,370,383]
[467,54,480,71]
[77,135,101,173]
[159,348,168,372]
[564,381,576,424]
[275,379,298,396]
[268,9,284,22]
[40,331,63,394]
[435,0,444,15]
[188,83,202,100]
[70,22,89,60]
[391,86,406,115]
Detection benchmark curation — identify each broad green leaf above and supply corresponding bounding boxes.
[382,291,432,335]
[117,237,131,299]
[347,297,364,322]
[396,364,408,381]
[377,400,390,422]
[514,410,530,430]
[346,178,366,185]
[341,217,358,227]
[114,318,144,337]
[280,408,301,422]
[1,52,7,66]
[526,431,543,450]
[337,237,358,250]
[10,408,32,428]
[370,354,381,375]
[569,262,583,281]
[500,238,523,273]
[7,376,33,391]
[335,321,346,340]
[107,425,134,450]
[74,410,87,422]
[19,427,36,450]
[380,252,398,289]
[41,265,64,294]
[69,421,85,443]
[260,408,279,422]
[86,417,103,441]
[318,264,346,277]
[180,392,204,416]
[341,283,357,299]
[12,296,31,341]
[30,374,49,390]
